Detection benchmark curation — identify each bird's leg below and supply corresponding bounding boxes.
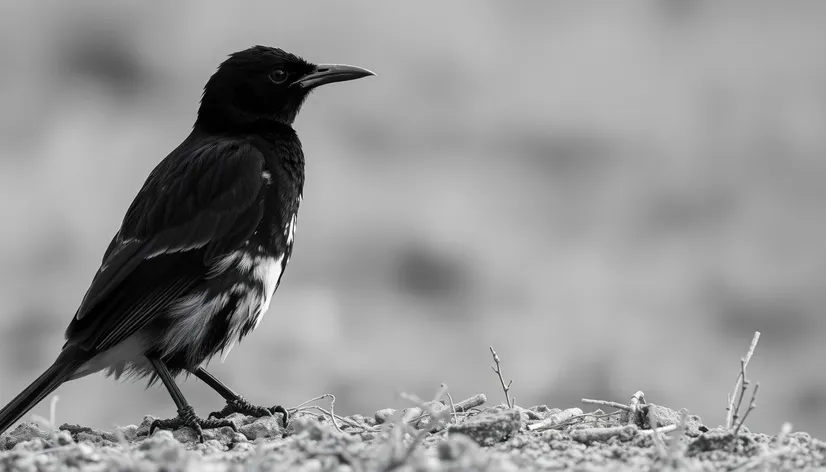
[148,357,237,442]
[193,367,289,426]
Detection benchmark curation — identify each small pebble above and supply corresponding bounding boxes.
[401,407,423,423]
[232,442,256,452]
[375,408,396,424]
[53,430,74,446]
[113,424,139,442]
[172,427,200,444]
[448,410,521,447]
[239,415,284,440]
[139,429,175,450]
[12,437,46,451]
[202,424,237,445]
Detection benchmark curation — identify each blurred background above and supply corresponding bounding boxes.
[1,0,825,437]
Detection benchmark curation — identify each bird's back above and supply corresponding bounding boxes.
[64,124,305,378]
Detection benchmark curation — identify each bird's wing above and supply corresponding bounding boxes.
[66,136,266,352]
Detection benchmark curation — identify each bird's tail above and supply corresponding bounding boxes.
[0,352,85,435]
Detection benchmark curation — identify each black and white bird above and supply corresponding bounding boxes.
[0,46,374,440]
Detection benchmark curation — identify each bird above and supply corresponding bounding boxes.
[0,46,374,441]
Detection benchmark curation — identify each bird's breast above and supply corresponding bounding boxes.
[157,170,302,366]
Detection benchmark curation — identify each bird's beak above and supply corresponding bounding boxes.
[294,64,376,89]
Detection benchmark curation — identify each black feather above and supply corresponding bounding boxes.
[0,45,372,436]
[72,133,265,326]
[0,348,89,433]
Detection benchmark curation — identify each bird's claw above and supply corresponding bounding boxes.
[150,405,237,442]
[208,397,289,426]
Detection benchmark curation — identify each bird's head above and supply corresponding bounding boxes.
[197,45,374,131]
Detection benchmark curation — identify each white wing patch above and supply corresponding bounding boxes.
[286,213,297,245]
[163,213,294,364]
[207,251,255,278]
[255,254,284,322]
[220,254,284,362]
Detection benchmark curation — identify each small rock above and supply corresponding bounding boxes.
[686,430,756,456]
[53,430,74,446]
[571,425,637,444]
[416,403,450,432]
[58,423,95,436]
[349,414,369,425]
[231,432,248,443]
[639,406,707,437]
[401,407,423,423]
[232,441,256,452]
[201,425,237,445]
[288,417,326,439]
[1,422,51,450]
[12,437,46,452]
[422,401,444,411]
[239,415,284,440]
[448,409,521,446]
[136,415,156,438]
[194,439,224,454]
[167,427,198,444]
[529,405,555,415]
[112,424,139,442]
[514,406,544,421]
[226,412,257,427]
[76,431,111,445]
[139,429,175,450]
[375,408,396,424]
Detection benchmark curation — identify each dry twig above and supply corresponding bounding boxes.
[726,331,760,429]
[732,383,760,440]
[453,394,487,412]
[489,346,515,408]
[528,409,623,432]
[442,384,459,426]
[639,424,678,435]
[581,398,632,412]
[384,386,453,471]
[31,395,60,433]
[290,394,351,433]
[403,393,487,429]
[527,408,584,432]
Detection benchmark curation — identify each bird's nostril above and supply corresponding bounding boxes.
[316,67,329,72]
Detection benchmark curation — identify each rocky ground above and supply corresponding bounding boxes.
[1,391,823,472]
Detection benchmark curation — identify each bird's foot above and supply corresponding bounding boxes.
[150,405,237,442]
[209,396,289,425]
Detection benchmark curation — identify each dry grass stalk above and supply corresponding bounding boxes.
[725,331,760,430]
[489,346,515,408]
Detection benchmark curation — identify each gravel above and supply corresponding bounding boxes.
[1,401,824,471]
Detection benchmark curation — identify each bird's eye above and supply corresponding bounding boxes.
[269,69,288,84]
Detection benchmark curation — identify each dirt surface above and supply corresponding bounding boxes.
[1,397,823,471]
